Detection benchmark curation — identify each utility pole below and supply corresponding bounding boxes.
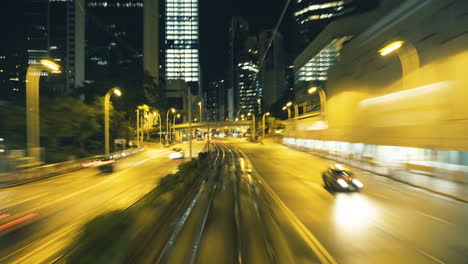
[188,87,193,160]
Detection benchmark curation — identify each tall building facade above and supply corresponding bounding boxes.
[65,0,85,91]
[259,30,286,110]
[238,54,262,115]
[227,17,249,120]
[294,0,368,51]
[86,0,143,72]
[206,80,224,121]
[144,0,159,80]
[163,0,200,106]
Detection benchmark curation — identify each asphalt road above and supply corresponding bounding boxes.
[233,138,468,264]
[0,142,205,263]
[157,142,321,264]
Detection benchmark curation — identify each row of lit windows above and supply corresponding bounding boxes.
[167,35,198,40]
[167,7,198,11]
[166,72,198,76]
[166,65,198,70]
[166,21,198,26]
[166,26,197,30]
[167,30,198,34]
[87,2,143,8]
[302,12,338,23]
[166,56,197,61]
[166,49,197,53]
[294,1,344,17]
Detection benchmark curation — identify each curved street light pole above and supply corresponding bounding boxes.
[153,111,163,145]
[247,112,256,141]
[172,114,181,142]
[104,87,122,156]
[198,101,202,122]
[308,86,327,120]
[262,112,270,141]
[26,60,60,164]
[166,108,175,144]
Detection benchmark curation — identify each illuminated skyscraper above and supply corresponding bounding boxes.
[164,0,199,97]
[293,0,375,51]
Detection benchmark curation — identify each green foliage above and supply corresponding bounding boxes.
[67,210,132,264]
[66,157,210,262]
[0,105,26,149]
[0,96,132,163]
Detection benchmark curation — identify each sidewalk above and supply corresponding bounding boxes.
[282,143,468,203]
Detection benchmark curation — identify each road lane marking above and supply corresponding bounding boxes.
[372,193,391,200]
[416,211,452,225]
[5,150,171,221]
[0,193,48,210]
[235,147,337,264]
[417,248,446,264]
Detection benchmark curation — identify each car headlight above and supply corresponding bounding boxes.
[352,179,363,188]
[169,152,182,159]
[337,179,349,188]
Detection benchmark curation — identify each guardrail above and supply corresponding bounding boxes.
[0,148,144,188]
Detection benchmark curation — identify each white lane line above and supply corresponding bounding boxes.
[235,148,337,264]
[371,193,391,200]
[417,248,446,264]
[1,193,48,209]
[13,150,171,215]
[416,211,452,225]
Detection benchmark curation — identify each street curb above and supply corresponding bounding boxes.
[283,144,468,204]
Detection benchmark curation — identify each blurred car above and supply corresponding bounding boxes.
[81,157,116,172]
[0,144,6,153]
[322,164,363,191]
[169,148,185,159]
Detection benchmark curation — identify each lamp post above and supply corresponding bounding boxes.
[247,112,256,141]
[262,112,270,140]
[166,108,175,144]
[379,40,420,89]
[308,86,327,119]
[136,109,139,145]
[286,101,299,120]
[257,98,262,114]
[153,111,162,145]
[282,106,291,120]
[104,87,122,156]
[198,101,202,122]
[26,59,60,164]
[173,114,181,142]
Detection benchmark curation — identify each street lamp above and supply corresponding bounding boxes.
[262,112,270,140]
[286,101,299,120]
[173,114,181,142]
[25,59,61,164]
[153,111,163,145]
[247,112,256,141]
[379,41,404,56]
[198,101,202,122]
[104,87,122,156]
[378,40,420,88]
[282,106,291,120]
[166,108,176,144]
[308,86,327,119]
